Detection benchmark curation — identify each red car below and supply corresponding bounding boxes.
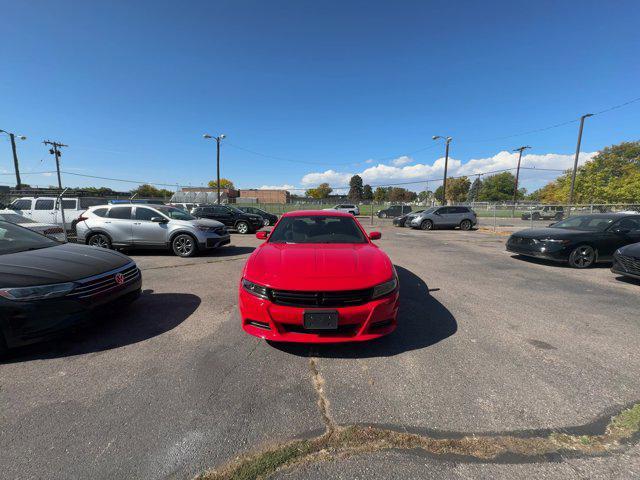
[239,210,399,343]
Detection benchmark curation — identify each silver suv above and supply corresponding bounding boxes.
[76,204,230,257]
[409,206,477,231]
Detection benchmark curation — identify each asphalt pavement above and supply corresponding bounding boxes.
[1,225,639,479]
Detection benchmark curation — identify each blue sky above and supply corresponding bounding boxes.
[1,0,639,194]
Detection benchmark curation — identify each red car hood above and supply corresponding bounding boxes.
[244,243,394,291]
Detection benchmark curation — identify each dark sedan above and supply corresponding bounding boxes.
[612,242,640,281]
[506,214,640,268]
[0,220,141,353]
[236,206,279,227]
[393,210,424,227]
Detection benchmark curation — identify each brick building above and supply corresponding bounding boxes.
[238,189,290,204]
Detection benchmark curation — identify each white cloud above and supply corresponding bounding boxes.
[390,155,413,167]
[298,151,597,191]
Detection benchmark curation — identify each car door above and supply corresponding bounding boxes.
[132,206,169,246]
[603,217,640,259]
[33,198,56,224]
[10,199,33,220]
[434,207,456,227]
[208,205,233,226]
[60,198,79,228]
[105,206,134,245]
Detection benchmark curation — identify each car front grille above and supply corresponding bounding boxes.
[270,288,373,308]
[616,254,640,275]
[214,227,227,235]
[67,263,140,299]
[509,236,535,246]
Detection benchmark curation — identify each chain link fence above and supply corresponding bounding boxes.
[1,186,638,237]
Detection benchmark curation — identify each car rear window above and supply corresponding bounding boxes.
[92,208,108,217]
[269,215,367,244]
[108,207,132,219]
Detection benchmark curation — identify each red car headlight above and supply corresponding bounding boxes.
[371,277,398,299]
[242,278,270,300]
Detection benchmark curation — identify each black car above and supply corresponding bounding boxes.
[393,210,424,227]
[236,206,279,227]
[192,204,263,234]
[377,205,412,218]
[506,213,640,268]
[612,242,640,281]
[0,220,141,353]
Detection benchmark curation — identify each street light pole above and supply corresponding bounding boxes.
[203,133,226,204]
[512,145,531,216]
[0,129,26,188]
[433,135,452,205]
[569,114,593,205]
[43,140,69,242]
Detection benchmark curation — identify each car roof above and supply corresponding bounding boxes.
[570,213,639,218]
[283,210,354,217]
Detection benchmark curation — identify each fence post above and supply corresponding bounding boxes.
[493,204,496,233]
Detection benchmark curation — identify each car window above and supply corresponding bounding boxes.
[10,199,32,210]
[108,207,132,219]
[0,220,58,254]
[61,199,77,209]
[552,215,615,231]
[269,215,367,244]
[35,199,55,210]
[134,207,158,221]
[92,208,108,217]
[154,206,195,220]
[613,217,640,231]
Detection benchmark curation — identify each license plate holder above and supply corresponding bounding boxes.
[303,310,338,330]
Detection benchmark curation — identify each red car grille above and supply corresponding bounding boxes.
[269,288,372,308]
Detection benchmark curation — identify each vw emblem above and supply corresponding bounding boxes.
[114,273,125,285]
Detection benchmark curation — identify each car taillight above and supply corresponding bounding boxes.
[77,211,89,222]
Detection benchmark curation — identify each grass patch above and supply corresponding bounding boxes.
[198,403,640,480]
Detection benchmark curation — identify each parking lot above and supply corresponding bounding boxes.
[1,226,639,479]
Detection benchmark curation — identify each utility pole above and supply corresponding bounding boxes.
[43,140,68,239]
[569,114,593,205]
[512,145,531,216]
[433,135,452,205]
[0,129,26,188]
[203,133,226,204]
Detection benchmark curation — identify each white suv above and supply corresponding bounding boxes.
[323,204,360,215]
[1,197,106,231]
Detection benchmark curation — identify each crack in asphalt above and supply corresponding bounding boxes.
[196,365,640,480]
[307,354,335,434]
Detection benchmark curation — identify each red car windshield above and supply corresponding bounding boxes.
[269,215,367,244]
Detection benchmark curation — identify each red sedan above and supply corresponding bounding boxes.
[239,210,399,343]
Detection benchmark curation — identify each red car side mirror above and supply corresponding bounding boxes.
[369,231,382,240]
[256,230,270,240]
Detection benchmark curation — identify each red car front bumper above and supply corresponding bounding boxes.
[239,287,399,343]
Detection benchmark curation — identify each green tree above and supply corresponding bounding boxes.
[445,176,471,203]
[477,172,519,201]
[208,178,235,189]
[532,141,640,203]
[305,182,333,199]
[434,186,444,204]
[418,190,433,203]
[348,175,364,201]
[467,177,482,202]
[373,186,388,203]
[131,184,173,198]
[362,184,373,201]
